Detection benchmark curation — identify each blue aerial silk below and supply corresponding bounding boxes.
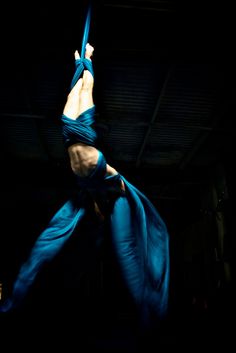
[1,4,170,325]
[70,3,94,90]
[61,106,97,148]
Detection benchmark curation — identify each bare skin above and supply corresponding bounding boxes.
[63,43,119,179]
[63,44,124,218]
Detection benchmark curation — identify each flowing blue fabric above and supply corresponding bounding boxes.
[111,176,170,322]
[1,201,86,311]
[1,3,170,324]
[1,114,170,322]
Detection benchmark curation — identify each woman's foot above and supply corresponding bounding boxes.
[81,43,94,89]
[74,50,80,60]
[74,43,94,61]
[85,43,94,60]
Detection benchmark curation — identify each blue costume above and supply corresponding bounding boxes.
[0,7,170,326]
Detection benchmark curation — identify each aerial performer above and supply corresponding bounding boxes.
[0,3,170,329]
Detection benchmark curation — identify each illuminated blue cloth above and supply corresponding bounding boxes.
[0,4,169,323]
[1,149,169,322]
[70,3,94,89]
[111,177,170,321]
[61,106,97,147]
[70,58,94,89]
[1,106,169,323]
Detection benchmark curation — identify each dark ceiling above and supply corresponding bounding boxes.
[0,0,235,207]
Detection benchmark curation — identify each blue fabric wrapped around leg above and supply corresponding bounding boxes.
[70,57,94,90]
[1,3,170,322]
[61,106,97,148]
[70,3,93,89]
[1,98,170,323]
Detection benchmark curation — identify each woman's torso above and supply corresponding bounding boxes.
[67,142,118,178]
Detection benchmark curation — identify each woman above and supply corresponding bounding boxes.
[1,43,170,328]
[62,43,125,217]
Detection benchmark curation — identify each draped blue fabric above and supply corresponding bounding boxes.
[1,116,170,322]
[111,176,170,322]
[61,106,97,147]
[1,202,86,311]
[1,4,170,324]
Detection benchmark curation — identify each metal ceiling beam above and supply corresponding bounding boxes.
[178,97,226,170]
[135,65,174,167]
[178,130,212,170]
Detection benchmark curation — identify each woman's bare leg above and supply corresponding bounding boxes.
[63,43,94,120]
[78,44,94,115]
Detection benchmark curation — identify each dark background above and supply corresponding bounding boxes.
[0,1,235,351]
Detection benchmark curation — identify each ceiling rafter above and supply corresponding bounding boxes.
[135,65,174,167]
